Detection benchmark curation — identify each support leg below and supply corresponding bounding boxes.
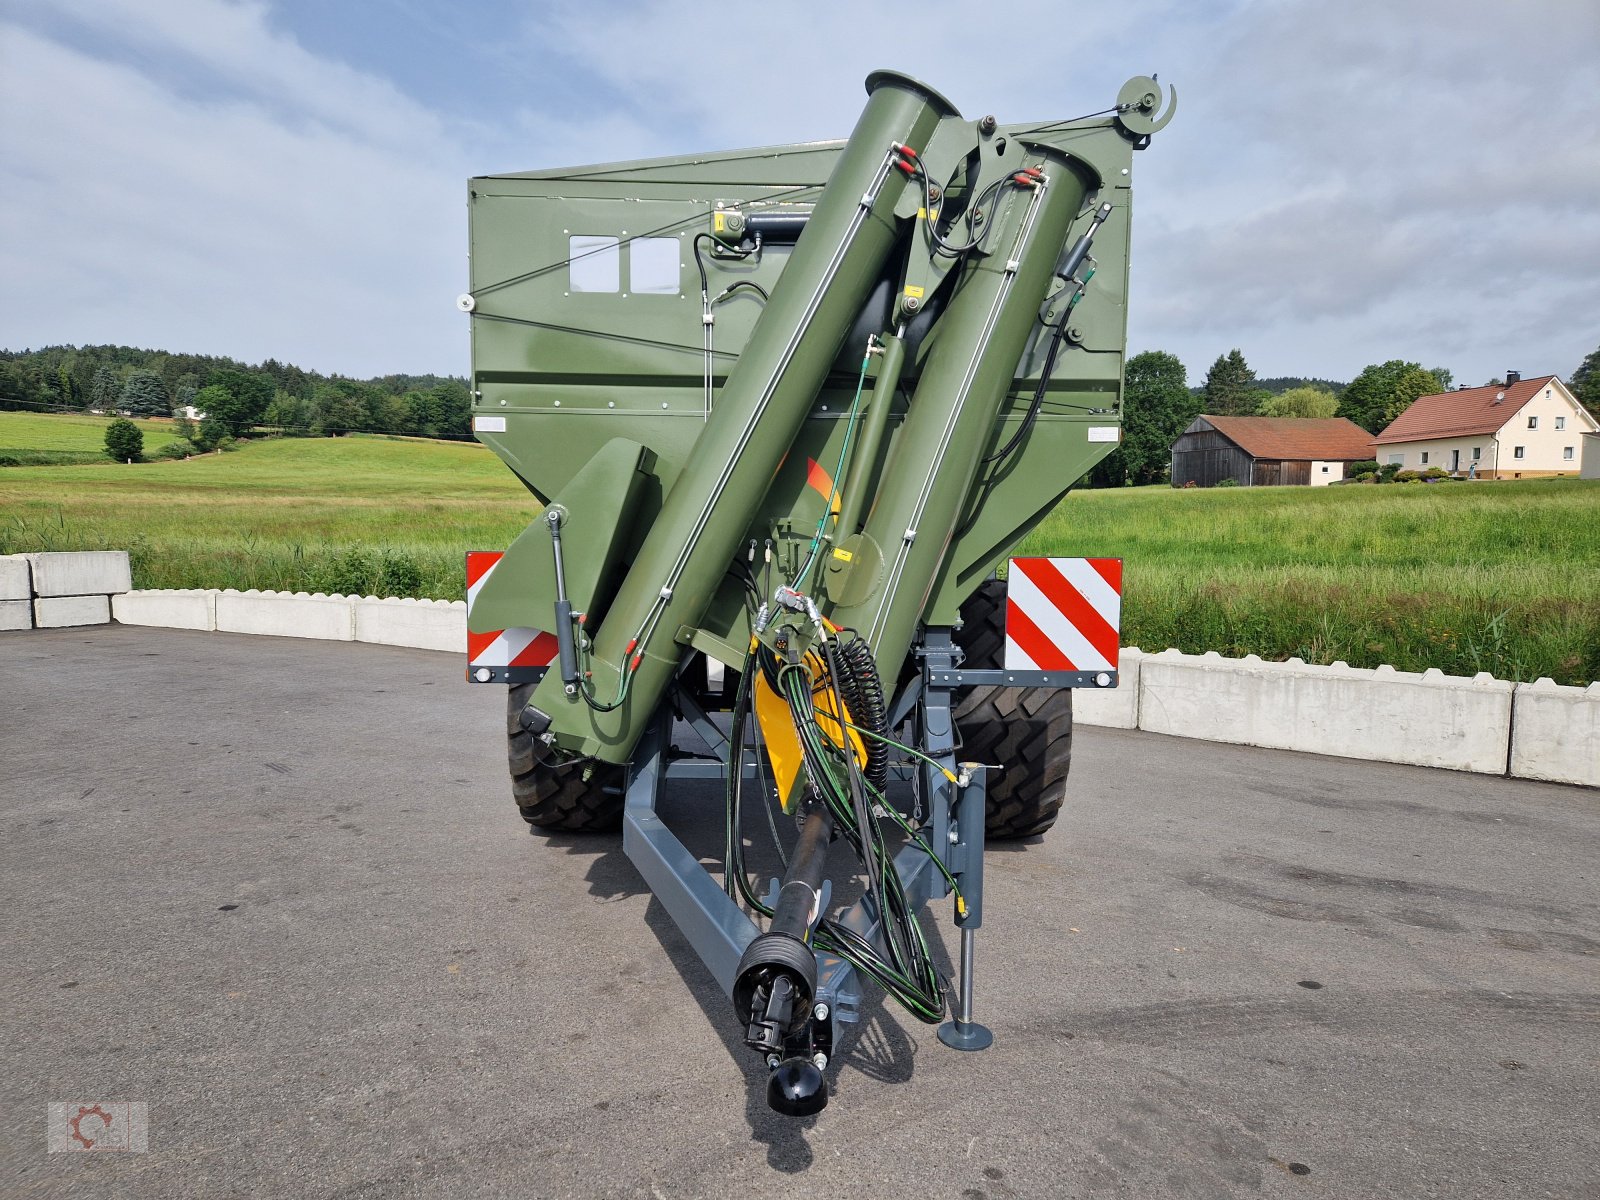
[939,925,993,1051]
[939,753,993,1051]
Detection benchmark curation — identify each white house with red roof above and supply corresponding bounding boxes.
[1371,373,1598,479]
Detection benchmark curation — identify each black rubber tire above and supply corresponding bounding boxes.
[952,579,1073,840]
[506,682,625,832]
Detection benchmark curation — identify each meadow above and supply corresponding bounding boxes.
[0,420,533,600]
[3,412,1596,685]
[1020,478,1600,686]
[0,411,190,465]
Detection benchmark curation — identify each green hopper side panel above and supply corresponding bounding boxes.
[464,71,1173,763]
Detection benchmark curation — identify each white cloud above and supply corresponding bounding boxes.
[1130,0,1600,380]
[0,9,471,376]
[43,0,447,150]
[1,0,1596,385]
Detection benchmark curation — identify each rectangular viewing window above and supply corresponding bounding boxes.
[630,237,681,294]
[568,235,619,292]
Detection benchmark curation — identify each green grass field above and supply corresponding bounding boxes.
[0,410,189,464]
[1021,479,1600,686]
[4,411,1596,684]
[0,417,533,599]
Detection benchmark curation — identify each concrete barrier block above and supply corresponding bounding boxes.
[25,551,132,597]
[1510,678,1600,788]
[1,599,32,630]
[0,554,30,601]
[354,596,467,654]
[215,590,353,641]
[34,594,112,628]
[1138,651,1513,773]
[113,589,217,632]
[1073,647,1142,729]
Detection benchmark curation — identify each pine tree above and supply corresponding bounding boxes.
[57,364,80,409]
[119,371,171,417]
[1201,349,1259,416]
[90,366,121,412]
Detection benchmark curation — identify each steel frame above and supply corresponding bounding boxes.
[620,627,992,1038]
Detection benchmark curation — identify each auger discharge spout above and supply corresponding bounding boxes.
[825,143,1097,680]
[519,73,959,764]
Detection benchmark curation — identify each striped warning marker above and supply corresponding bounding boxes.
[465,551,557,682]
[1003,557,1122,672]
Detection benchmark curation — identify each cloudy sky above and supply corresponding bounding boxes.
[2,0,1596,386]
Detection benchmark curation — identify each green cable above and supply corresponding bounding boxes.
[791,350,873,588]
[756,646,947,1021]
[865,780,965,902]
[841,719,962,783]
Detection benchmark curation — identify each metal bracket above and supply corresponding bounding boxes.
[925,667,1117,689]
[467,665,548,686]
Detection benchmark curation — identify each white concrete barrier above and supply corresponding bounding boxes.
[1510,679,1600,788]
[26,551,131,597]
[1,599,32,631]
[215,590,354,641]
[113,589,217,632]
[34,573,1597,790]
[354,596,466,653]
[0,554,31,601]
[1138,651,1514,774]
[1072,646,1142,729]
[34,595,113,628]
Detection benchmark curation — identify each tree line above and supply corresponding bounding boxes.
[0,345,473,441]
[1088,342,1600,488]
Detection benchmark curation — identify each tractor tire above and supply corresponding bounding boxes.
[952,579,1073,840]
[506,683,625,833]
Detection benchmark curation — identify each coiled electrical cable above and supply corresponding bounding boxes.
[831,631,889,792]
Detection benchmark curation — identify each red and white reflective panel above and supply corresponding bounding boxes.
[465,551,557,669]
[1004,557,1122,673]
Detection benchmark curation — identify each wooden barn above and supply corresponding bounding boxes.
[1170,415,1375,488]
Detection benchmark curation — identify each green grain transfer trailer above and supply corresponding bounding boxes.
[461,71,1173,1115]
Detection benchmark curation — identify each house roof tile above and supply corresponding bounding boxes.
[1372,376,1557,445]
[1197,415,1376,461]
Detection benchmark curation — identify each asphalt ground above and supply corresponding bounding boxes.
[2,625,1596,1199]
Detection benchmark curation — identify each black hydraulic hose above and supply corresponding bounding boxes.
[980,318,1067,467]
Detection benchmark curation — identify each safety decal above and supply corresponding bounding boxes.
[465,551,557,681]
[1003,557,1122,673]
